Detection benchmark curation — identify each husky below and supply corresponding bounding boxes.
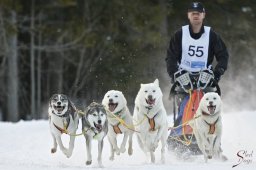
[48,94,78,158]
[102,90,133,161]
[133,79,168,163]
[193,92,227,162]
[81,102,108,167]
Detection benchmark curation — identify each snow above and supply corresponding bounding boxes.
[0,111,256,170]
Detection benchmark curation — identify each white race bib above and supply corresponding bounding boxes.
[179,25,210,72]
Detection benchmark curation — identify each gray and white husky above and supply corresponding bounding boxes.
[48,94,79,158]
[81,102,108,167]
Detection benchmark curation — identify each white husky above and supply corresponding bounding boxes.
[133,79,168,163]
[102,90,133,161]
[193,92,227,162]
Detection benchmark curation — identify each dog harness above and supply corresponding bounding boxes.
[203,116,219,134]
[53,123,68,134]
[108,108,125,134]
[49,115,70,134]
[53,117,70,134]
[113,122,122,134]
[145,113,159,131]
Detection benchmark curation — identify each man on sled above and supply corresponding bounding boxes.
[165,2,229,156]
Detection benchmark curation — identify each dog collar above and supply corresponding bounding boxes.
[145,106,153,110]
[107,108,126,120]
[202,111,220,116]
[51,110,69,118]
[204,117,219,134]
[114,109,124,116]
[202,111,210,116]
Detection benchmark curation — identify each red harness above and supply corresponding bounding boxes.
[113,123,122,134]
[203,115,219,134]
[146,113,158,131]
[53,123,68,134]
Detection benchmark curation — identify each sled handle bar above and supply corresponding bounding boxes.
[169,82,179,98]
[169,79,221,97]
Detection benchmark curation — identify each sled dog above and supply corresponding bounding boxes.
[193,92,227,162]
[81,102,108,167]
[102,90,133,160]
[133,79,168,163]
[48,94,78,158]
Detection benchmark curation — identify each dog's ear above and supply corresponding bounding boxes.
[101,104,108,115]
[154,79,159,86]
[102,95,106,105]
[121,92,127,106]
[49,94,56,107]
[51,94,58,99]
[68,99,77,119]
[68,99,76,112]
[102,104,110,115]
[84,105,91,115]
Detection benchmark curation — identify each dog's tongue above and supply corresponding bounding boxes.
[207,106,216,114]
[95,124,102,131]
[146,99,155,105]
[108,103,116,112]
[56,106,63,112]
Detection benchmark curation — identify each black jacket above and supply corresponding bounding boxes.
[166,24,229,80]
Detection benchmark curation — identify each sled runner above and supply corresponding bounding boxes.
[167,68,221,156]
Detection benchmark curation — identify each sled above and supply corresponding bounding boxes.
[167,69,221,156]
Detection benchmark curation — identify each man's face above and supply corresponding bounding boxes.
[187,11,205,26]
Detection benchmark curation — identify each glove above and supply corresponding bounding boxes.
[214,67,225,83]
[170,76,175,84]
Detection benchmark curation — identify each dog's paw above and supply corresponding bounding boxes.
[63,149,72,158]
[128,147,133,155]
[150,142,158,152]
[153,139,159,148]
[161,157,166,164]
[67,149,74,158]
[204,155,208,163]
[98,161,103,168]
[109,156,114,161]
[66,152,72,158]
[221,154,228,161]
[150,145,156,152]
[61,148,69,156]
[114,148,120,155]
[154,142,158,149]
[51,148,57,153]
[120,146,126,153]
[86,160,92,165]
[151,154,156,163]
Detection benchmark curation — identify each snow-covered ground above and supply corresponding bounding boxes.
[0,111,255,170]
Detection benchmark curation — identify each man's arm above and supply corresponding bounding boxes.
[212,31,229,82]
[165,29,182,82]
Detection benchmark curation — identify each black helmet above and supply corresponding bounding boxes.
[188,2,205,13]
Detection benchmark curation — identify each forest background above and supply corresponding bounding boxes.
[0,0,255,121]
